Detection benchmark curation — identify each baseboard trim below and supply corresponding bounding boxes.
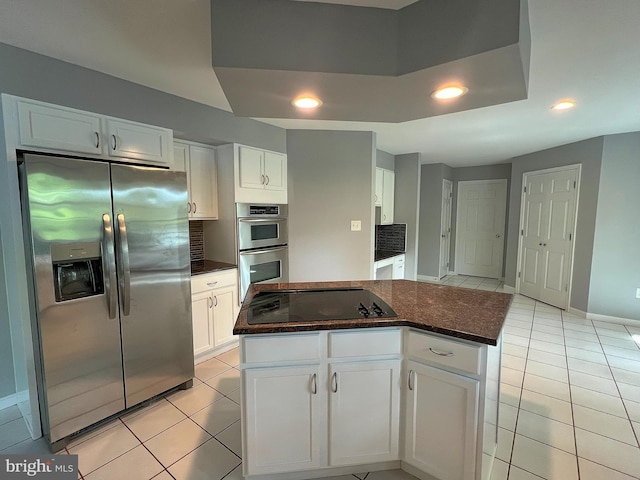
[587,313,640,327]
[0,393,17,410]
[417,275,439,282]
[567,307,587,318]
[502,284,516,294]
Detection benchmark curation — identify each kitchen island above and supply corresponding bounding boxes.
[234,280,512,480]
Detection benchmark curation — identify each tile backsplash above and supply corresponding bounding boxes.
[375,223,407,252]
[189,221,205,262]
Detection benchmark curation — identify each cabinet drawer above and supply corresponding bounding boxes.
[243,333,321,364]
[191,269,237,294]
[407,330,481,375]
[329,328,401,358]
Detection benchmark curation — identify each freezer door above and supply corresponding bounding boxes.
[110,164,193,407]
[21,154,125,444]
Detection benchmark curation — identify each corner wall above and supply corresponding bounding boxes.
[287,130,376,281]
[588,132,640,320]
[394,153,421,280]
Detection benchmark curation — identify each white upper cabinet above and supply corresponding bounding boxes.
[381,169,395,224]
[219,144,287,204]
[105,118,171,165]
[375,168,384,207]
[174,140,218,220]
[14,96,173,167]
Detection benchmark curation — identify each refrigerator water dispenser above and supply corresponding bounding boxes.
[51,242,104,302]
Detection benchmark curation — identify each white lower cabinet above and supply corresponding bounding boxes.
[404,361,479,480]
[191,269,238,362]
[329,360,400,466]
[244,365,323,475]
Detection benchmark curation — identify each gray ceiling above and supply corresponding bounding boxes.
[0,0,639,166]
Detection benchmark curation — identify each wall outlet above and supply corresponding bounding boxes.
[350,220,362,232]
[636,287,640,299]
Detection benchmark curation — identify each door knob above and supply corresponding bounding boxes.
[496,233,502,238]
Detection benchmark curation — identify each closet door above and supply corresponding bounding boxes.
[519,167,578,308]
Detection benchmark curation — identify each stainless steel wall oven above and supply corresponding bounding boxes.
[237,203,288,299]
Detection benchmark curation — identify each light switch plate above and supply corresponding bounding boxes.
[351,220,362,231]
[636,287,640,299]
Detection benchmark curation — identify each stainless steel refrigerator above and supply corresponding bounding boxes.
[19,153,194,450]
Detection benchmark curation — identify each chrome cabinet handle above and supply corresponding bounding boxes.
[193,202,197,214]
[207,281,218,287]
[311,373,317,394]
[209,296,213,308]
[213,295,218,307]
[102,214,117,319]
[187,202,191,213]
[240,246,288,256]
[111,134,117,151]
[374,194,378,202]
[116,213,131,316]
[408,369,414,391]
[265,175,270,185]
[261,174,265,185]
[331,372,338,393]
[94,131,100,148]
[429,347,454,357]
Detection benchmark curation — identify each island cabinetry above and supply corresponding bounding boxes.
[14,96,172,166]
[191,269,238,362]
[173,140,218,219]
[241,328,402,477]
[403,329,498,480]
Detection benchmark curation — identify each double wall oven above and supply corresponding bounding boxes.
[237,203,288,300]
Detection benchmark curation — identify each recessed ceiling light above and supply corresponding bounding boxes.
[431,86,468,100]
[551,100,576,111]
[292,96,322,109]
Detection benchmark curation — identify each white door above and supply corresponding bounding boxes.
[455,180,507,279]
[328,360,400,466]
[244,365,323,475]
[439,179,453,279]
[404,361,479,480]
[518,167,579,309]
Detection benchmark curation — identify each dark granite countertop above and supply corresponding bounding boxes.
[233,280,513,345]
[375,250,405,262]
[191,260,237,276]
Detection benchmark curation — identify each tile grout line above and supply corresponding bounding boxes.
[560,308,581,480]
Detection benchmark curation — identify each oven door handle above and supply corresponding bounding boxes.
[238,218,286,223]
[240,246,288,256]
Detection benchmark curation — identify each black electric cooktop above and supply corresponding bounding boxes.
[246,288,398,325]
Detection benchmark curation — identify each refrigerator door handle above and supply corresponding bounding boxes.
[116,213,132,316]
[102,214,117,319]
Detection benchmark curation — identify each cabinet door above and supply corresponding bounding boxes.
[329,360,400,466]
[105,119,171,166]
[375,168,384,206]
[244,365,323,475]
[212,286,237,347]
[189,145,218,219]
[405,361,479,480]
[392,254,405,279]
[173,143,191,218]
[382,169,395,224]
[238,146,265,190]
[263,151,286,192]
[191,291,214,357]
[17,100,102,155]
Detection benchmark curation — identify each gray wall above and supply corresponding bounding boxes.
[451,163,512,273]
[589,133,640,320]
[417,163,448,278]
[0,43,286,152]
[0,230,15,398]
[376,149,395,170]
[394,153,421,280]
[287,130,375,281]
[505,137,604,312]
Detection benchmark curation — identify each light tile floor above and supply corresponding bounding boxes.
[2,277,640,480]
